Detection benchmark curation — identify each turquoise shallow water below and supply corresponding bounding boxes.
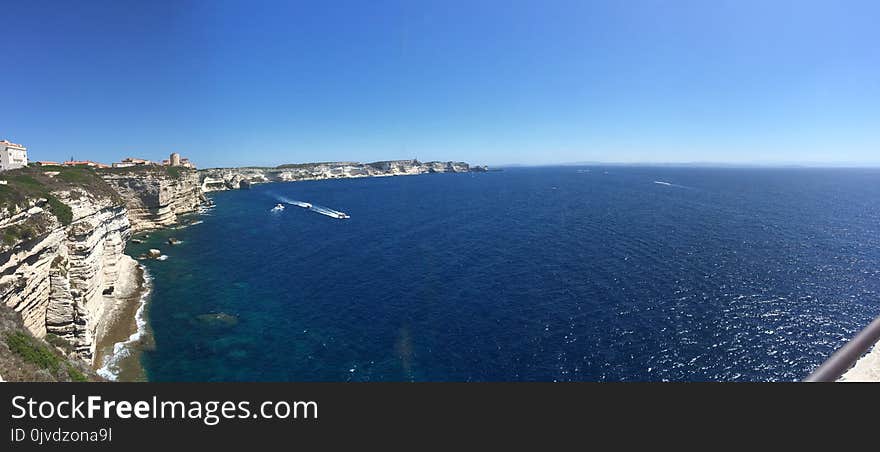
[127,167,880,381]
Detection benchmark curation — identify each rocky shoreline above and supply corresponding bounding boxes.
[0,160,485,381]
[0,165,202,371]
[93,255,151,381]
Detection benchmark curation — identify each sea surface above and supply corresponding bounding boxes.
[123,167,880,381]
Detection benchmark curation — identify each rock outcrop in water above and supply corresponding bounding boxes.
[200,159,488,192]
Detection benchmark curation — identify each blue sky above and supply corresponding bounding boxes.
[1,0,878,167]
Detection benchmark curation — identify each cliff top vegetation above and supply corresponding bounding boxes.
[0,305,98,382]
[1,165,127,225]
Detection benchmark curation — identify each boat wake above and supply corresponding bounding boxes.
[309,204,350,219]
[270,193,312,209]
[289,200,312,209]
[270,194,296,204]
[654,180,690,189]
[269,193,348,218]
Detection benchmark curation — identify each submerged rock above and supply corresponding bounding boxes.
[196,312,239,328]
[228,349,248,360]
[147,249,161,258]
[167,237,180,245]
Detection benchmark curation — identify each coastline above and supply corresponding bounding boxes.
[93,255,152,381]
[87,166,479,381]
[57,168,880,382]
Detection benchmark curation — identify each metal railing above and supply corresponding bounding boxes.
[803,315,880,382]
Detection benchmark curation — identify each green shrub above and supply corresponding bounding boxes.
[0,166,122,223]
[57,168,92,184]
[5,331,62,374]
[45,194,73,226]
[2,224,36,246]
[7,174,43,190]
[67,366,88,382]
[166,166,182,179]
[45,333,74,353]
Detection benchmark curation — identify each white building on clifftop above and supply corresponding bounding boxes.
[0,140,28,171]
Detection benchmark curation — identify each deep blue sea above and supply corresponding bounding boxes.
[126,167,880,381]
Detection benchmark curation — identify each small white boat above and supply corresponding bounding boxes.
[335,212,350,219]
[271,203,285,212]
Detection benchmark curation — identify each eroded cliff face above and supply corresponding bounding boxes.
[0,201,62,337]
[200,160,487,192]
[1,165,206,366]
[99,167,206,231]
[1,187,131,361]
[2,158,477,369]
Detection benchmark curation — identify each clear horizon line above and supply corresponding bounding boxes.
[488,161,880,169]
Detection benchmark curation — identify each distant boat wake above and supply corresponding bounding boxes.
[269,194,349,219]
[288,200,312,209]
[653,180,690,189]
[309,204,350,219]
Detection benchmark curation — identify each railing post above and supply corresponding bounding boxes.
[803,315,880,382]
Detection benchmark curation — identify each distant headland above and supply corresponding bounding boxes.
[0,144,488,381]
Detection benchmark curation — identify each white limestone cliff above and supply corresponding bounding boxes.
[1,188,132,361]
[200,160,486,192]
[99,167,206,231]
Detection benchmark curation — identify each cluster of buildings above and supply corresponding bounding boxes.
[113,153,195,169]
[35,159,111,168]
[0,139,196,172]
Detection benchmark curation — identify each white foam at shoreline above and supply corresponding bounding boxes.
[97,266,152,381]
